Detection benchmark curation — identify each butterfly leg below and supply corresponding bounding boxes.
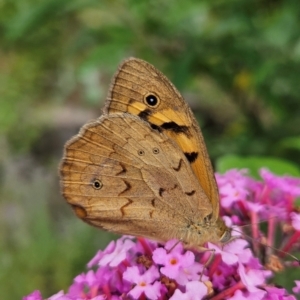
[165,240,182,253]
[197,247,216,280]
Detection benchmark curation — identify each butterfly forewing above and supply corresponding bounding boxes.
[104,58,220,221]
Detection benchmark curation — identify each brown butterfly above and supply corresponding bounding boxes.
[60,58,231,248]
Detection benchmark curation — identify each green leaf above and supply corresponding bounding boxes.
[279,136,300,152]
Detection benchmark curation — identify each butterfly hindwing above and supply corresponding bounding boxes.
[60,114,214,244]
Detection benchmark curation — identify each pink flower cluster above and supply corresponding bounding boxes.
[24,169,300,300]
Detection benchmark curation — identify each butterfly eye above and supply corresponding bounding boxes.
[220,229,231,243]
[153,147,160,154]
[93,179,102,190]
[144,93,160,107]
[138,149,145,156]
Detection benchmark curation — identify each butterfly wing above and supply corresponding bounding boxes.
[104,58,220,221]
[60,114,215,244]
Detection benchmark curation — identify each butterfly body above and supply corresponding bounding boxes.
[60,58,231,248]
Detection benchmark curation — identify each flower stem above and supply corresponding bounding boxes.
[210,281,245,300]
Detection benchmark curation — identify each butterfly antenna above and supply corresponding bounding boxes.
[231,228,300,263]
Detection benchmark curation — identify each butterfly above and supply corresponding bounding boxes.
[60,58,231,248]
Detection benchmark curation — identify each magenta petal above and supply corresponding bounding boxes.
[99,238,135,267]
[152,247,167,264]
[170,281,207,300]
[22,290,43,300]
[292,280,300,294]
[208,242,238,265]
[238,263,268,293]
[291,212,300,231]
[143,266,160,283]
[123,266,140,283]
[144,281,162,300]
[181,251,195,267]
[128,285,144,299]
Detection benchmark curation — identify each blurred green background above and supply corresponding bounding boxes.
[1,0,300,299]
